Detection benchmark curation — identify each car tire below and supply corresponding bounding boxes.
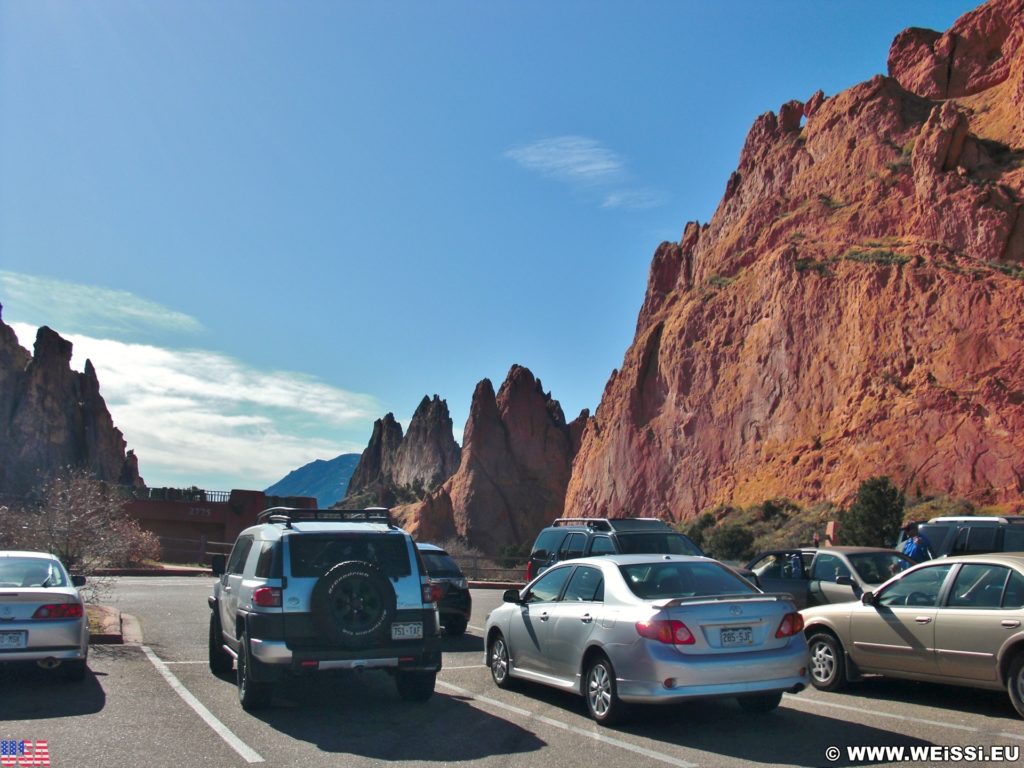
[63,659,87,682]
[808,632,847,692]
[237,632,272,710]
[585,654,628,726]
[311,560,396,648]
[209,612,233,676]
[1008,653,1024,719]
[488,632,514,689]
[737,691,782,714]
[395,669,436,702]
[444,617,468,637]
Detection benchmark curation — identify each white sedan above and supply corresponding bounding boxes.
[0,550,89,680]
[485,554,808,725]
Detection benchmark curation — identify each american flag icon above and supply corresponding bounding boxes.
[0,740,50,767]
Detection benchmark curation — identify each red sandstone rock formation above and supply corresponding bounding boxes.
[343,395,461,507]
[0,307,145,497]
[396,365,583,554]
[565,0,1024,523]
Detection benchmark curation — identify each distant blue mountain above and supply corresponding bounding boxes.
[264,453,361,508]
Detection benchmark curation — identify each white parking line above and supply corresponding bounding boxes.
[141,646,265,763]
[437,681,699,768]
[783,694,1024,742]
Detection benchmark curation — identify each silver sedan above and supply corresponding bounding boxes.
[802,552,1024,718]
[0,550,89,680]
[484,554,809,725]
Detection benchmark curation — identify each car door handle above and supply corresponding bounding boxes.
[1002,619,1021,628]
[539,613,549,622]
[580,614,593,624]
[915,616,932,624]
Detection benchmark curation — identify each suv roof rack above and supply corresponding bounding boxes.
[551,517,670,532]
[927,516,1024,524]
[257,506,396,528]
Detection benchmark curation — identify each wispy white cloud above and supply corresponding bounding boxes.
[0,271,203,338]
[505,136,624,186]
[505,135,667,210]
[602,189,669,210]
[10,323,376,488]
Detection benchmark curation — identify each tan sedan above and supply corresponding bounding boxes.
[801,553,1024,718]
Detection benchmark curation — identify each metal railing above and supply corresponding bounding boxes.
[135,488,231,503]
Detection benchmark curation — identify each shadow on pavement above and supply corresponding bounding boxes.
[829,676,1017,721]
[441,632,483,654]
[247,670,545,761]
[0,662,106,720]
[494,680,938,767]
[627,698,936,767]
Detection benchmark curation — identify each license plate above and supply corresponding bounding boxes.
[391,622,423,640]
[0,630,27,650]
[720,626,753,647]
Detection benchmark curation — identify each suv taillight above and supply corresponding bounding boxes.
[525,561,534,582]
[32,603,84,620]
[635,619,695,645]
[775,612,804,638]
[422,582,444,604]
[252,587,282,607]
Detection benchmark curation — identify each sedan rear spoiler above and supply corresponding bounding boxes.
[653,592,793,609]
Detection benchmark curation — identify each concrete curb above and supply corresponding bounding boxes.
[87,604,124,645]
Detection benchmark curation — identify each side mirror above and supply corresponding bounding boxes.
[861,591,876,606]
[502,588,522,604]
[71,575,86,587]
[211,554,226,577]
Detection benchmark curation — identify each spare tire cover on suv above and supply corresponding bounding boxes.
[311,560,397,648]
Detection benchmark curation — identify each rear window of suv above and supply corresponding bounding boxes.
[420,550,462,578]
[288,535,412,578]
[616,533,702,556]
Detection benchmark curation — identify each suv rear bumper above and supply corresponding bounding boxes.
[250,636,441,672]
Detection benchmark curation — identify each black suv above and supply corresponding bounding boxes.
[209,507,442,710]
[902,515,1024,558]
[416,543,472,637]
[525,517,704,581]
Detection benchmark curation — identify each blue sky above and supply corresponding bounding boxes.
[0,1,977,492]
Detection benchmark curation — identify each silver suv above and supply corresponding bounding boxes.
[208,507,442,710]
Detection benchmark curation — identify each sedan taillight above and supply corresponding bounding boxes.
[635,619,695,645]
[32,603,84,620]
[252,587,282,607]
[422,582,444,604]
[775,612,804,638]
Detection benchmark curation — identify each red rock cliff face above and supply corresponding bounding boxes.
[565,0,1024,522]
[0,307,145,497]
[343,396,461,507]
[396,365,582,554]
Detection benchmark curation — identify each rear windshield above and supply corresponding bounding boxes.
[616,532,702,557]
[847,552,913,584]
[419,550,462,578]
[1003,527,1024,552]
[288,535,412,578]
[0,557,69,588]
[620,561,755,599]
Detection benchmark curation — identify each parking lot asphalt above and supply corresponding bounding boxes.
[3,577,1023,768]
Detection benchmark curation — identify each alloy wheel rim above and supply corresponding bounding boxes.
[588,664,611,716]
[491,639,508,682]
[811,641,835,682]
